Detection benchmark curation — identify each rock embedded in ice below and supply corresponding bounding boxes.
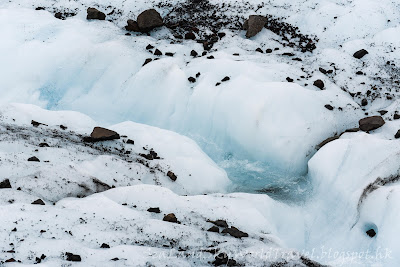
[86,8,106,21]
[147,207,161,213]
[313,79,325,90]
[27,156,40,162]
[31,199,45,205]
[221,226,249,238]
[185,32,196,40]
[100,243,110,248]
[324,104,334,110]
[125,19,140,32]
[395,130,400,139]
[137,9,163,33]
[0,179,12,189]
[244,15,267,38]
[208,226,220,233]
[65,252,82,262]
[154,49,162,56]
[353,49,369,59]
[163,213,179,223]
[359,116,385,132]
[209,219,228,228]
[167,171,177,181]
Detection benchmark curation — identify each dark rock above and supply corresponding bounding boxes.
[137,9,163,32]
[31,120,47,127]
[313,79,324,90]
[165,52,174,57]
[185,32,196,40]
[324,104,334,110]
[32,199,45,205]
[361,99,368,106]
[111,257,119,261]
[286,77,293,82]
[256,48,263,53]
[188,77,196,83]
[143,58,152,66]
[221,76,230,82]
[359,116,385,132]
[266,48,272,53]
[209,220,228,228]
[87,8,106,20]
[317,136,339,149]
[28,156,40,162]
[282,52,294,56]
[221,226,248,238]
[244,15,267,38]
[167,171,177,181]
[356,71,364,75]
[207,226,220,233]
[84,127,120,142]
[196,72,201,78]
[366,229,376,238]
[60,125,67,130]
[319,67,327,74]
[345,128,360,133]
[35,7,45,11]
[378,110,388,115]
[65,252,81,262]
[54,12,63,20]
[126,139,134,145]
[217,32,226,39]
[100,243,110,248]
[215,82,221,86]
[394,114,400,120]
[125,19,140,32]
[353,49,369,59]
[5,258,16,263]
[154,49,162,56]
[147,207,161,213]
[212,253,237,266]
[163,213,179,223]
[0,179,11,189]
[39,143,50,147]
[190,50,198,57]
[207,56,214,59]
[146,44,154,50]
[395,130,400,139]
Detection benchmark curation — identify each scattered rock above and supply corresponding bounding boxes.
[31,199,45,205]
[208,226,220,233]
[126,139,134,145]
[167,171,177,181]
[256,48,263,53]
[65,252,81,262]
[366,229,376,238]
[31,120,47,127]
[5,258,16,263]
[190,50,198,57]
[319,67,327,74]
[188,77,196,83]
[185,32,196,40]
[154,49,162,56]
[28,156,40,162]
[359,116,385,132]
[212,253,237,266]
[244,15,267,38]
[313,79,324,90]
[395,130,400,139]
[286,77,293,82]
[125,19,140,32]
[60,125,68,130]
[353,49,369,59]
[221,226,248,238]
[84,127,120,142]
[100,243,110,248]
[361,99,368,106]
[137,9,163,32]
[39,143,50,147]
[143,58,152,66]
[378,110,388,115]
[146,44,154,50]
[165,52,174,57]
[394,114,400,120]
[209,220,228,228]
[324,104,334,110]
[0,179,12,189]
[266,48,272,53]
[163,213,179,223]
[87,8,106,20]
[147,207,161,213]
[221,76,230,82]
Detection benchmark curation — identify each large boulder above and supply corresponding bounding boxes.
[86,8,106,20]
[359,116,385,132]
[243,15,267,38]
[84,127,120,142]
[137,9,163,32]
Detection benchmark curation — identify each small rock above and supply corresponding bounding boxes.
[221,76,230,82]
[378,110,388,115]
[286,77,293,82]
[313,79,324,90]
[126,139,134,145]
[190,50,198,57]
[217,32,226,39]
[39,143,50,147]
[356,71,364,75]
[353,49,369,59]
[324,104,334,110]
[65,252,81,262]
[366,229,376,238]
[163,213,179,223]
[100,243,110,248]
[212,253,237,266]
[87,8,106,20]
[143,58,152,66]
[31,120,47,127]
[221,226,248,238]
[137,9,163,32]
[255,48,263,53]
[5,258,16,263]
[28,156,40,162]
[208,226,220,233]
[359,116,385,132]
[31,199,45,205]
[185,32,196,40]
[394,114,400,120]
[167,171,177,181]
[154,49,162,56]
[147,207,161,213]
[165,52,174,57]
[84,127,120,142]
[361,99,368,106]
[209,220,228,228]
[319,67,327,74]
[266,48,272,53]
[0,179,12,189]
[244,15,267,38]
[146,44,154,50]
[395,130,400,139]
[60,125,67,130]
[125,19,140,32]
[196,72,201,78]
